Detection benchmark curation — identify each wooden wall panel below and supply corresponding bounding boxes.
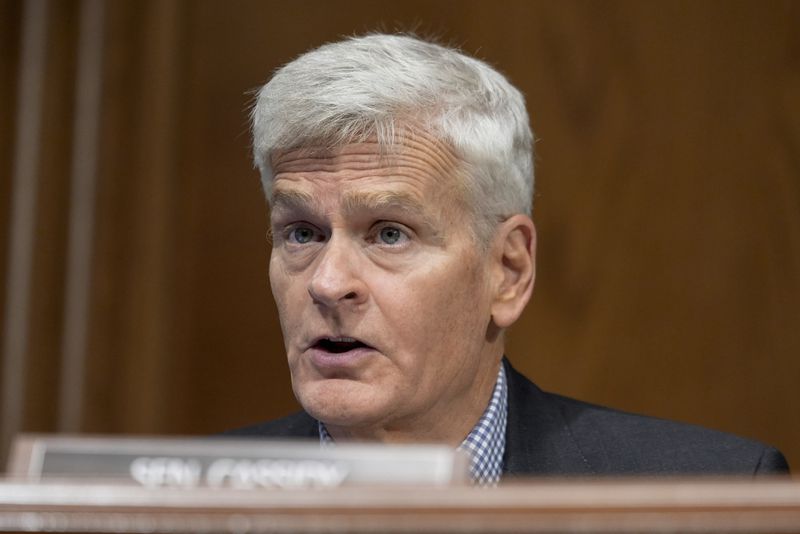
[21,0,79,431]
[510,0,800,464]
[82,0,184,433]
[1,0,79,449]
[0,0,22,336]
[1,0,798,469]
[0,0,21,461]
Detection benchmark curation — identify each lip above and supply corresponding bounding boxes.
[305,336,377,371]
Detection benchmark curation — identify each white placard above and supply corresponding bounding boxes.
[7,434,470,488]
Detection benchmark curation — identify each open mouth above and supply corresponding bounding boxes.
[314,337,371,354]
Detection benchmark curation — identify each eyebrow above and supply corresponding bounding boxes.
[341,190,429,219]
[271,188,441,235]
[271,189,317,215]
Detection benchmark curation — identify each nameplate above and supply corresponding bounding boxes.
[8,435,469,488]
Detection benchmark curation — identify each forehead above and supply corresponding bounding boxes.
[269,136,465,211]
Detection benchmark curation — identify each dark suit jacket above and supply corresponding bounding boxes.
[227,359,790,476]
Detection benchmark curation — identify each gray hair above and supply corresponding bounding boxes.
[251,33,534,243]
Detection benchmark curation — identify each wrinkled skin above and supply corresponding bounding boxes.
[268,134,534,444]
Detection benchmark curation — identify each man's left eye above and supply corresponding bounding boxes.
[376,225,407,245]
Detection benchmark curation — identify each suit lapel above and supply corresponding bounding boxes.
[502,358,594,477]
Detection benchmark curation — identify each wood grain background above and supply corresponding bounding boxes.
[1,0,798,469]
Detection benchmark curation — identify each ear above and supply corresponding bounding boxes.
[490,214,536,329]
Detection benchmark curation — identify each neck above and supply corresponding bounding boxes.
[326,356,503,446]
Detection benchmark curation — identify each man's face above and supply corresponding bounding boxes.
[268,134,503,443]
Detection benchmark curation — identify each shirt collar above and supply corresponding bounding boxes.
[318,363,508,486]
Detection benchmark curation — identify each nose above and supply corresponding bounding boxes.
[307,237,367,309]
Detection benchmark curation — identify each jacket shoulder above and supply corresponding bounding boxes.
[547,391,789,475]
[222,410,318,440]
[502,358,789,476]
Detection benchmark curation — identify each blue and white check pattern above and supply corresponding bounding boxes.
[457,364,507,486]
[318,363,508,486]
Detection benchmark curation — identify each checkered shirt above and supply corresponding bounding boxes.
[318,363,508,486]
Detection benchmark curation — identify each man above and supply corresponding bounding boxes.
[229,34,789,483]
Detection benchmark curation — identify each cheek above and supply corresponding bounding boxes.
[269,257,301,336]
[268,259,285,310]
[270,253,302,297]
[377,254,489,355]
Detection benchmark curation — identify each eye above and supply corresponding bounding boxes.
[372,224,409,246]
[379,227,402,244]
[285,224,323,244]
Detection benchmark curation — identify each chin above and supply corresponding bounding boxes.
[295,378,388,430]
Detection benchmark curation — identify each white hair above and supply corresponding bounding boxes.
[251,33,534,243]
